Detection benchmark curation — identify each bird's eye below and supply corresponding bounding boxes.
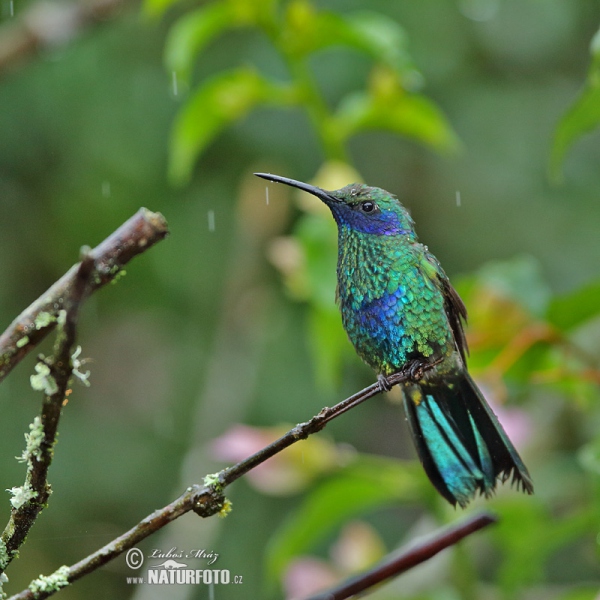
[361,201,376,213]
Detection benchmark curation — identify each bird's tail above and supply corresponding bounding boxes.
[402,372,533,507]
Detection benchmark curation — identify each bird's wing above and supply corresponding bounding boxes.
[421,251,469,362]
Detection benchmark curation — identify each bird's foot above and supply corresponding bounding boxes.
[406,357,444,382]
[406,359,428,382]
[377,374,392,392]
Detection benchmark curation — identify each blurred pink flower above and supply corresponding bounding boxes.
[284,558,338,600]
[212,424,350,495]
[284,521,385,600]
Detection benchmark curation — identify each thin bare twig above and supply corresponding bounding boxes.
[304,512,498,600]
[0,208,169,384]
[1,253,96,574]
[6,367,424,599]
[219,369,413,488]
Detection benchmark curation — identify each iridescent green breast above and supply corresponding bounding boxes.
[336,228,453,375]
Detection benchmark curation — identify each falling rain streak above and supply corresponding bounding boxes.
[207,210,215,232]
[455,190,461,207]
[1,0,14,16]
[172,71,178,96]
[265,186,269,205]
[102,181,111,198]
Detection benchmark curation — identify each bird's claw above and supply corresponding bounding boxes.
[407,360,427,382]
[406,357,444,382]
[377,374,392,392]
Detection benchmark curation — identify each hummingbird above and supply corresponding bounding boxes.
[255,172,533,507]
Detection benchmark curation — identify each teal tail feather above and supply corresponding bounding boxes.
[403,372,534,508]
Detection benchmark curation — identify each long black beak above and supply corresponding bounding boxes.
[254,173,340,204]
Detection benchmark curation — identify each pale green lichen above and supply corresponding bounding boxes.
[203,473,220,487]
[34,312,55,330]
[30,363,58,395]
[0,539,9,571]
[0,572,8,600]
[29,565,70,596]
[7,484,37,509]
[57,310,66,326]
[16,416,44,464]
[16,336,29,348]
[110,269,127,285]
[71,346,91,387]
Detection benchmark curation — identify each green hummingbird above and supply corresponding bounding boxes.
[256,172,533,507]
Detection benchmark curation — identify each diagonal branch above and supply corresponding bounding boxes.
[304,512,498,600]
[0,208,168,385]
[219,369,412,488]
[6,367,425,600]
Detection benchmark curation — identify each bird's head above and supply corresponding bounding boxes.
[255,173,414,237]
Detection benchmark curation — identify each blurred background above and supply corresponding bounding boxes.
[0,0,599,598]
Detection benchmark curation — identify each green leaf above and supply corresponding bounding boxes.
[283,8,421,88]
[294,211,353,389]
[550,26,600,181]
[546,280,600,330]
[556,588,600,600]
[540,362,598,407]
[265,455,427,584]
[164,0,278,81]
[492,499,595,594]
[143,0,182,19]
[169,68,291,184]
[334,83,459,153]
[164,3,233,82]
[476,255,551,318]
[340,12,421,88]
[294,213,338,310]
[318,11,422,89]
[307,305,353,391]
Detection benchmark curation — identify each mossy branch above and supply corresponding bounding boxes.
[3,362,486,600]
[0,209,495,600]
[0,209,168,596]
[1,254,95,575]
[0,208,168,384]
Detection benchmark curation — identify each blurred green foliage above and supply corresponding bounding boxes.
[551,25,600,181]
[0,0,600,599]
[154,0,458,183]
